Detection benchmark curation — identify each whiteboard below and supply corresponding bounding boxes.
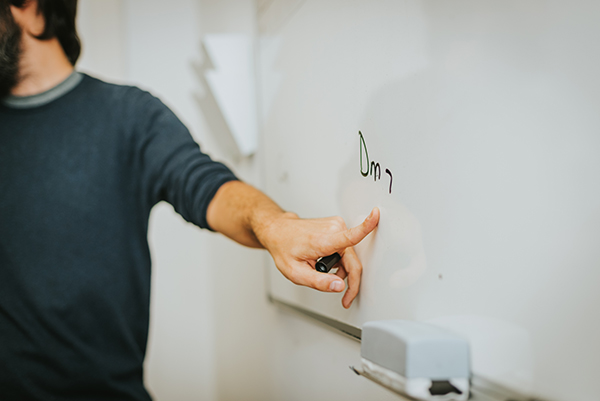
[258,1,600,400]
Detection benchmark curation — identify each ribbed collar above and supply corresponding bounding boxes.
[2,71,83,109]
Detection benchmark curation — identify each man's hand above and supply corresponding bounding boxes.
[207,181,380,308]
[257,208,379,308]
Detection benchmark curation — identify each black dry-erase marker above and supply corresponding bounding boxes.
[315,253,341,273]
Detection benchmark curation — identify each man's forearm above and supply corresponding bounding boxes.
[206,180,289,248]
[206,179,380,309]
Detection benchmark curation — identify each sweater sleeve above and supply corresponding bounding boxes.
[133,91,238,230]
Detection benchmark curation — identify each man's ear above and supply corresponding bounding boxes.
[10,0,44,38]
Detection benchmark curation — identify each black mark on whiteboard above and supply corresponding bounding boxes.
[358,131,393,194]
[385,169,392,194]
[370,162,381,181]
[359,132,369,177]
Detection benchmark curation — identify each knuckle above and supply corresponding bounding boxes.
[334,216,345,226]
[343,230,354,245]
[351,260,363,273]
[347,263,362,279]
[285,212,299,219]
[313,277,327,291]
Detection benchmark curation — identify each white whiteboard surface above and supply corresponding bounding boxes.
[259,1,600,400]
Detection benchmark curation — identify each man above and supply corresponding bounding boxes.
[0,0,379,399]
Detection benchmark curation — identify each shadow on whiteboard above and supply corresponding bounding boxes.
[339,155,428,298]
[427,315,534,394]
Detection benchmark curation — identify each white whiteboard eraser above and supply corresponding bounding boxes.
[360,320,470,400]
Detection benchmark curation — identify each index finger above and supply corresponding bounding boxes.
[322,207,379,253]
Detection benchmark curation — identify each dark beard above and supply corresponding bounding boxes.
[0,4,22,99]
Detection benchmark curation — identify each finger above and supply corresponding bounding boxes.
[324,207,380,253]
[335,265,348,280]
[287,262,346,293]
[340,247,363,308]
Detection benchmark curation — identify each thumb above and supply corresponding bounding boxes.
[289,264,346,293]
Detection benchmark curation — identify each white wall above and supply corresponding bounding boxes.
[194,2,275,400]
[78,1,217,399]
[76,0,126,83]
[121,2,218,398]
[77,1,388,401]
[78,1,278,400]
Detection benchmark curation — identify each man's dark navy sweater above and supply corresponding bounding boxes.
[0,74,237,400]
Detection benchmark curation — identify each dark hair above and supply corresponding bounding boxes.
[10,0,80,65]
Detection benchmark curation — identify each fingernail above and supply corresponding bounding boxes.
[329,280,343,292]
